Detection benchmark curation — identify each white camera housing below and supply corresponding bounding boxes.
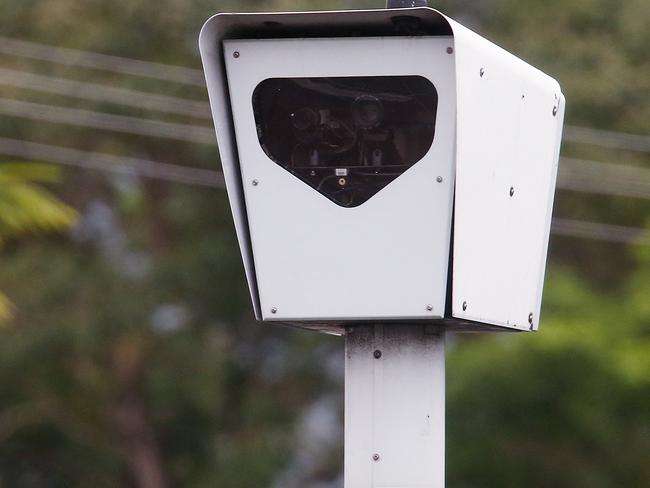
[199,7,565,333]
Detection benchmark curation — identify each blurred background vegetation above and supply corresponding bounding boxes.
[0,0,648,487]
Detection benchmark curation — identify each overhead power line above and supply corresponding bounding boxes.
[0,98,215,145]
[0,96,649,200]
[0,95,648,200]
[0,36,205,86]
[1,36,649,155]
[0,136,647,245]
[0,67,211,119]
[552,218,650,246]
[558,157,650,200]
[0,136,224,188]
[564,126,650,154]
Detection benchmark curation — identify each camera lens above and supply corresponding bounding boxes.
[352,95,384,129]
[290,108,319,131]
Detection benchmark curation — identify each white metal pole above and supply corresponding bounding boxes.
[345,324,446,487]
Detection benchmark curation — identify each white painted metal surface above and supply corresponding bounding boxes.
[199,7,565,331]
[448,20,565,330]
[223,37,456,322]
[345,325,445,487]
[199,19,262,319]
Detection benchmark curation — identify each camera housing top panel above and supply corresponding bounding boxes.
[199,7,565,334]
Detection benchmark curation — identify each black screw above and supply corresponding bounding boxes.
[373,350,382,359]
[446,47,454,54]
[553,106,559,116]
[233,51,240,58]
[480,68,485,77]
[462,301,468,311]
[510,187,515,197]
[372,453,380,462]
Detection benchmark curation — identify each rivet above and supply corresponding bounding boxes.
[462,301,468,311]
[510,187,515,197]
[446,47,454,54]
[233,51,240,58]
[338,177,347,186]
[271,307,278,314]
[436,176,443,183]
[426,304,434,311]
[373,350,382,359]
[480,67,485,77]
[372,453,380,462]
[252,179,259,186]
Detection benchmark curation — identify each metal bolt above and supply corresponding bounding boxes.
[426,304,434,311]
[480,67,485,77]
[372,453,380,462]
[271,307,278,314]
[510,187,515,197]
[252,179,259,186]
[373,350,382,359]
[233,51,240,58]
[462,301,468,311]
[436,176,443,183]
[338,177,347,186]
[446,47,454,54]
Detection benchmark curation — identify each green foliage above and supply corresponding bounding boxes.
[0,163,77,246]
[0,162,77,321]
[447,252,650,487]
[0,292,13,322]
[0,0,647,487]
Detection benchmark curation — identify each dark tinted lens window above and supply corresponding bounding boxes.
[252,76,438,208]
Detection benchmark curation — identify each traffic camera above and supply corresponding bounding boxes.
[199,6,565,333]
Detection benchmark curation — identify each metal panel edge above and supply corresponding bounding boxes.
[199,15,262,319]
[533,94,566,331]
[446,16,565,330]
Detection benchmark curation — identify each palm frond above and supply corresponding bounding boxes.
[0,291,14,323]
[0,162,64,183]
[0,163,78,244]
[0,162,78,324]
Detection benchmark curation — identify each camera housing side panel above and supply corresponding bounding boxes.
[449,20,565,331]
[199,16,262,319]
[224,36,456,322]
